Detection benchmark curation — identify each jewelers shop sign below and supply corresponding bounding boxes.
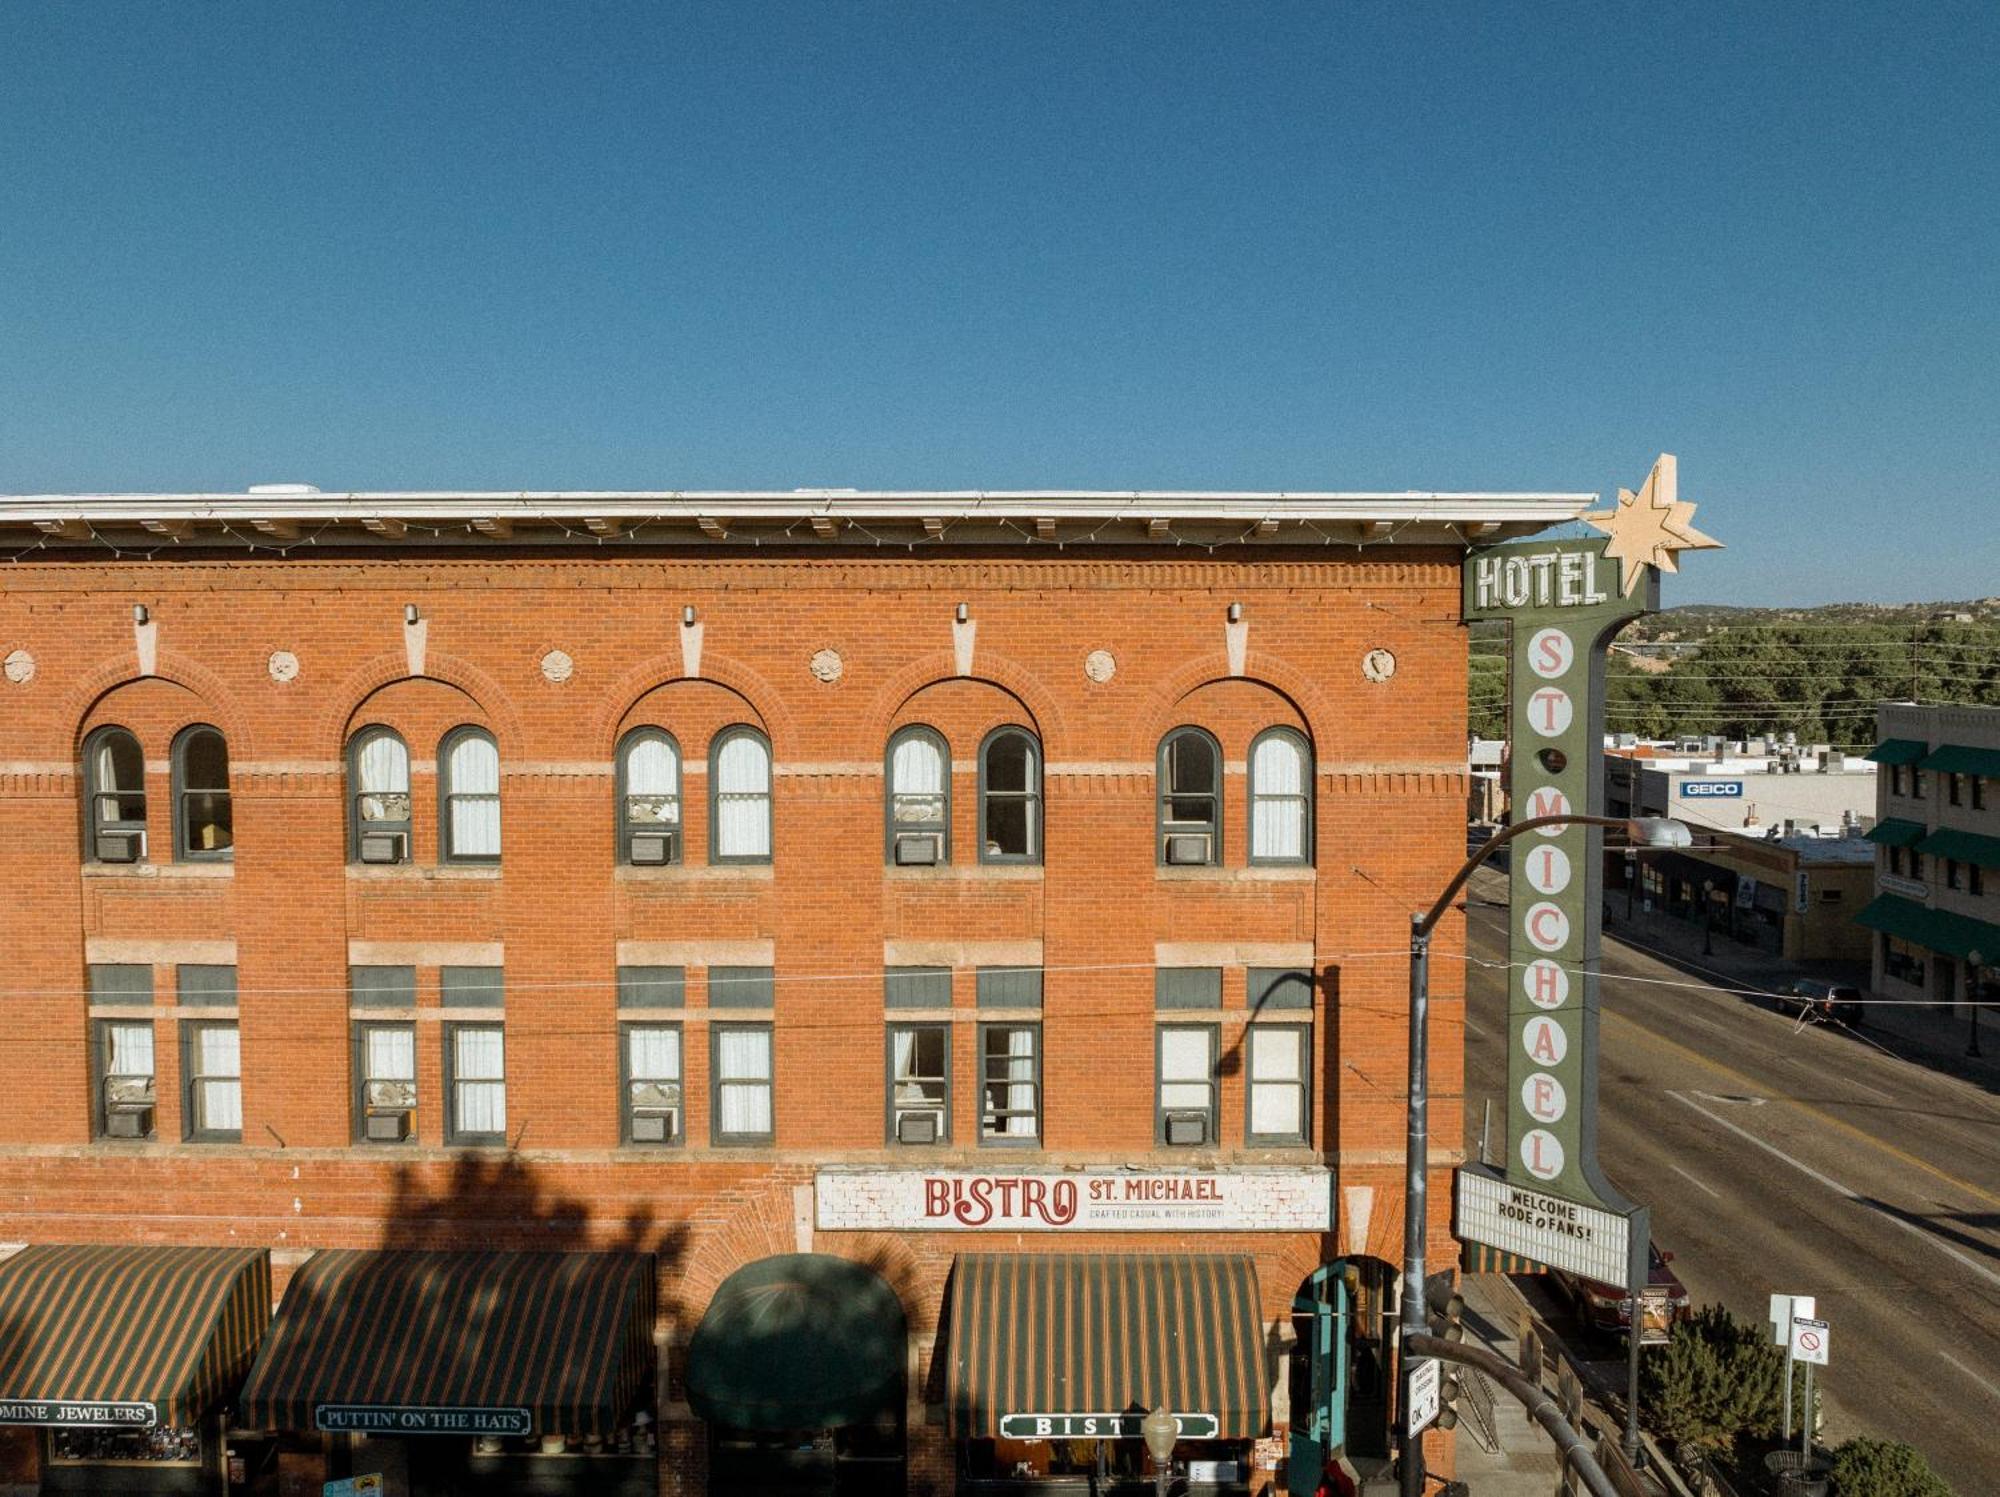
[815,1168,1332,1232]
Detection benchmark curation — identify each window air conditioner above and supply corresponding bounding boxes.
[629,830,677,866]
[894,833,941,866]
[95,830,144,864]
[1164,831,1213,866]
[631,1108,680,1144]
[1164,1112,1210,1146]
[896,1112,941,1145]
[105,1107,153,1139]
[365,1110,412,1143]
[358,831,409,864]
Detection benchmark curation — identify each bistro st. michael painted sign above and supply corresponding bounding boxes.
[1460,455,1718,1265]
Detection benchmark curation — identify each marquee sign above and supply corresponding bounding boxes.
[814,1167,1332,1232]
[1453,1165,1631,1284]
[1460,455,1718,1277]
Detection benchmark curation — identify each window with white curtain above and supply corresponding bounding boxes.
[711,727,772,864]
[447,1024,506,1144]
[440,728,501,862]
[712,1024,773,1143]
[184,1022,242,1141]
[1249,728,1311,865]
[1247,1024,1310,1144]
[618,729,682,863]
[349,727,411,861]
[97,1020,155,1137]
[887,726,949,862]
[356,1022,417,1141]
[888,1024,949,1144]
[84,726,147,857]
[1156,1025,1217,1145]
[979,1023,1039,1143]
[624,1024,684,1146]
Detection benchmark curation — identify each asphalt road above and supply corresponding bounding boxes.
[1460,866,2000,1492]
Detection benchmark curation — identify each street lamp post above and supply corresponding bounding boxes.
[1969,950,1985,1059]
[1400,812,1691,1497]
[1140,1405,1176,1497]
[1702,879,1715,956]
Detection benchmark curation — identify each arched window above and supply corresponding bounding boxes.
[440,727,501,863]
[710,726,772,864]
[1249,728,1312,865]
[348,727,411,863]
[980,727,1041,864]
[618,728,682,865]
[84,726,147,862]
[886,726,949,865]
[172,725,233,861]
[1157,726,1222,866]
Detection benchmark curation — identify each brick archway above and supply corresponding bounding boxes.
[591,650,794,757]
[867,650,1065,751]
[64,652,256,757]
[318,650,523,755]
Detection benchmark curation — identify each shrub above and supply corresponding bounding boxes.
[1639,1304,1802,1455]
[1829,1436,1953,1497]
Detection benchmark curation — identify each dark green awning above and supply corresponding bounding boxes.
[1917,827,2000,869]
[1864,819,1927,849]
[0,1245,270,1428]
[687,1254,905,1430]
[1866,739,1929,766]
[946,1253,1270,1440]
[1460,1242,1549,1275]
[1919,744,2000,778]
[1854,894,2000,962]
[237,1251,657,1438]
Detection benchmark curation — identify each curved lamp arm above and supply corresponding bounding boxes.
[1415,814,1691,938]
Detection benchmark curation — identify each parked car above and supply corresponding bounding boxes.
[1552,1241,1691,1345]
[1783,979,1866,1027]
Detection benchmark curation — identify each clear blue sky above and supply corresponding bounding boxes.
[3,4,1995,606]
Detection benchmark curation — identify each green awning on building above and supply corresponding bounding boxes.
[686,1254,905,1430]
[1854,894,2000,962]
[1864,819,1927,849]
[1866,739,1930,766]
[1918,744,2000,778]
[946,1252,1271,1441]
[1916,827,2000,870]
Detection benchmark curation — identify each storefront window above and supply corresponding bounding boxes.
[1884,936,1926,985]
[49,1425,201,1465]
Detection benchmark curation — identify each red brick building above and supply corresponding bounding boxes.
[0,487,1585,1497]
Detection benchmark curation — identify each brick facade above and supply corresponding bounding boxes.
[0,532,1487,1488]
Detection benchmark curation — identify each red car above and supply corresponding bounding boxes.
[1552,1242,1692,1345]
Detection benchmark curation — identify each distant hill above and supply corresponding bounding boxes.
[1626,598,2000,641]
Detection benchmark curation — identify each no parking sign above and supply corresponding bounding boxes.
[1790,1317,1830,1366]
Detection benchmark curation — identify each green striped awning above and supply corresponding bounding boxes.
[0,1245,270,1428]
[1866,739,1929,766]
[1460,1241,1548,1275]
[1917,827,2000,869]
[236,1251,656,1438]
[1864,818,1928,848]
[946,1253,1269,1440]
[1918,744,2000,778]
[1854,894,2000,963]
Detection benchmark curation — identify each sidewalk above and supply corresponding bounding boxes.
[1601,898,2000,1094]
[1452,1272,1566,1497]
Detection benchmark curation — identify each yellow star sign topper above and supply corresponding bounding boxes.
[1583,453,1722,597]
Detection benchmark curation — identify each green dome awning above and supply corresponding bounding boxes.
[686,1254,905,1430]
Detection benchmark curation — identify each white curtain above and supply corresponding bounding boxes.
[448,733,502,856]
[715,734,771,857]
[1159,1028,1211,1113]
[1251,734,1306,859]
[366,1027,415,1080]
[197,1026,242,1132]
[892,734,944,793]
[358,733,409,794]
[1002,1028,1036,1137]
[108,1023,153,1077]
[454,1027,506,1134]
[1250,1027,1304,1136]
[624,736,680,824]
[716,1028,771,1135]
[628,1026,680,1080]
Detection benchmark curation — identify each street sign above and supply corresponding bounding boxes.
[1791,1317,1830,1366]
[1405,1356,1440,1436]
[1769,1293,1814,1347]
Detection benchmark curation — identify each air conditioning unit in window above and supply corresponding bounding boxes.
[1164,1112,1210,1146]
[1164,831,1213,866]
[896,1112,941,1145]
[95,830,144,864]
[358,831,408,865]
[893,833,941,866]
[365,1110,412,1143]
[631,1108,680,1144]
[105,1106,153,1139]
[629,831,677,866]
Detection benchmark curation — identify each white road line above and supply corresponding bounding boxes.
[1940,1352,2000,1404]
[1667,1162,1722,1199]
[1668,1090,2000,1294]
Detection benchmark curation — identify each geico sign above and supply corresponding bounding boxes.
[1679,781,1744,798]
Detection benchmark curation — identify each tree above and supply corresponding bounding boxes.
[1829,1436,1954,1497]
[1640,1305,1800,1456]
